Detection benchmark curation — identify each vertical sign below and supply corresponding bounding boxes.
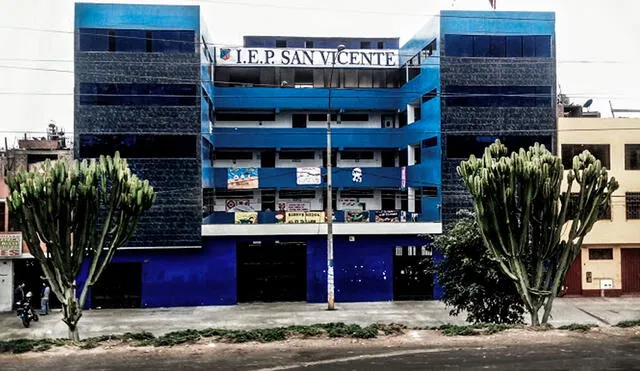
[401,166,407,190]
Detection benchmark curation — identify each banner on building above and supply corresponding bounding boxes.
[234,212,258,224]
[225,199,255,212]
[217,47,399,68]
[345,210,369,223]
[401,166,407,190]
[375,210,400,223]
[286,202,311,212]
[227,168,258,189]
[338,198,358,209]
[285,211,325,224]
[296,167,321,185]
[0,233,22,257]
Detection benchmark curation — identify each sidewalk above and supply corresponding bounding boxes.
[2,298,640,341]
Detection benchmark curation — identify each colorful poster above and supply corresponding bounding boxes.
[296,167,321,185]
[234,212,258,224]
[285,211,326,224]
[375,210,400,223]
[0,233,22,257]
[286,202,311,212]
[225,199,254,212]
[227,168,258,189]
[345,210,369,223]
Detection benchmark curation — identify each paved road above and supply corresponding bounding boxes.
[2,297,640,340]
[3,338,640,370]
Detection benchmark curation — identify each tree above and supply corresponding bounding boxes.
[457,141,618,325]
[431,210,524,324]
[6,153,155,340]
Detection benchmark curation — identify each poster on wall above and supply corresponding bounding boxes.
[338,198,358,209]
[227,168,258,189]
[345,210,369,223]
[225,199,255,212]
[375,210,400,223]
[234,212,258,224]
[296,167,321,185]
[0,233,22,257]
[401,166,407,190]
[285,211,325,224]
[286,202,311,212]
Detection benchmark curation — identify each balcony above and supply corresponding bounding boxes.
[201,210,442,236]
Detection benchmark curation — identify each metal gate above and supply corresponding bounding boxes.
[237,241,306,302]
[91,263,142,308]
[393,245,433,301]
[622,249,640,293]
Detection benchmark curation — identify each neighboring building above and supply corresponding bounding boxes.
[560,117,640,296]
[0,132,71,312]
[72,3,556,308]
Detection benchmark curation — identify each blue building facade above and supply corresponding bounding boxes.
[74,3,555,308]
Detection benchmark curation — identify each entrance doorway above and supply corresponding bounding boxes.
[563,251,583,296]
[91,263,142,308]
[393,245,433,300]
[14,259,61,309]
[237,241,306,302]
[622,249,640,293]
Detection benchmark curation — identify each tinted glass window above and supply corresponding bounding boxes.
[445,35,473,57]
[115,29,146,52]
[626,192,640,219]
[561,144,611,169]
[79,28,110,51]
[625,144,640,170]
[522,36,537,57]
[152,30,195,53]
[445,86,551,107]
[473,36,490,57]
[79,134,197,158]
[446,135,552,159]
[506,36,523,57]
[489,36,506,57]
[79,83,197,106]
[535,36,551,57]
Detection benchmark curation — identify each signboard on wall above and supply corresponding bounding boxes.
[225,199,255,212]
[234,212,258,224]
[375,210,400,223]
[0,233,22,257]
[285,211,325,224]
[217,47,399,68]
[346,210,369,223]
[286,202,311,212]
[296,167,321,185]
[338,198,358,209]
[228,168,258,189]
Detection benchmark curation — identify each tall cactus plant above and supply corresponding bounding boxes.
[6,153,155,340]
[457,141,618,325]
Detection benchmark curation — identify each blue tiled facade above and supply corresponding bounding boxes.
[74,3,555,308]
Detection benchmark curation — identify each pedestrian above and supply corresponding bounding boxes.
[40,282,50,315]
[14,282,25,302]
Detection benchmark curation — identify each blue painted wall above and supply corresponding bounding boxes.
[440,10,555,36]
[75,3,200,30]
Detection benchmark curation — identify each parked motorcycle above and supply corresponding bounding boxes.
[16,292,39,328]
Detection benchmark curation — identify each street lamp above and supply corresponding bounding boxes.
[326,44,345,311]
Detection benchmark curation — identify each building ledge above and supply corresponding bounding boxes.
[201,222,441,236]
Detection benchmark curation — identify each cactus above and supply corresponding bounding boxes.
[6,152,155,340]
[457,140,618,325]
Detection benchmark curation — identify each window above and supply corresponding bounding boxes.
[78,28,194,53]
[279,190,316,199]
[215,112,276,121]
[445,34,551,58]
[278,151,315,160]
[292,114,307,128]
[340,190,374,198]
[215,190,254,199]
[27,154,58,165]
[446,135,552,159]
[79,134,197,158]
[589,248,613,260]
[360,41,371,49]
[422,89,437,103]
[625,144,640,170]
[566,193,611,220]
[377,41,384,49]
[79,83,197,106]
[305,41,314,48]
[275,39,287,48]
[626,192,640,219]
[341,113,369,121]
[294,69,314,86]
[340,151,374,160]
[561,144,610,169]
[445,86,552,107]
[214,151,253,160]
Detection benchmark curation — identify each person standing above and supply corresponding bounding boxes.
[40,282,50,315]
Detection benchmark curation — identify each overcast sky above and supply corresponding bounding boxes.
[1,0,639,149]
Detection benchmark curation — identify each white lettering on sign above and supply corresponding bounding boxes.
[217,47,399,68]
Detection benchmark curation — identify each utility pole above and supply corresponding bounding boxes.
[326,44,345,311]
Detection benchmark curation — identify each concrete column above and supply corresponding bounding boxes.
[0,260,14,312]
[408,187,416,212]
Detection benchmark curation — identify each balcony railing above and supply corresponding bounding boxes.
[202,210,437,225]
